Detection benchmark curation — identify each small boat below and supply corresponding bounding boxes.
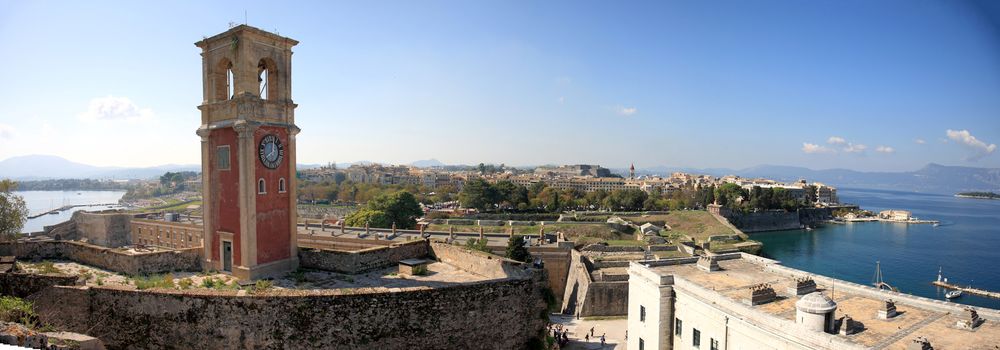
[945,290,962,299]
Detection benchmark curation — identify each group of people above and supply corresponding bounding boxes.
[548,324,570,347]
[583,326,607,347]
[547,323,610,349]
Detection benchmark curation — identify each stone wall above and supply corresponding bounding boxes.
[29,275,548,350]
[428,242,528,279]
[72,211,133,247]
[298,240,429,274]
[526,246,571,305]
[0,241,201,275]
[0,272,79,298]
[560,249,629,317]
[717,208,801,233]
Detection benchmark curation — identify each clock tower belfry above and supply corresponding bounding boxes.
[195,25,299,280]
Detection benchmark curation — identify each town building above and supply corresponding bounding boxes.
[626,254,998,350]
[535,164,612,178]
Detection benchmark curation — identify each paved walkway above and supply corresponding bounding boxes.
[549,314,628,350]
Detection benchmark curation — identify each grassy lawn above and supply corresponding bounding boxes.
[624,210,736,242]
[653,250,689,259]
[605,239,645,246]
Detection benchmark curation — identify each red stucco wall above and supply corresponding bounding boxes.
[209,128,241,265]
[254,126,291,264]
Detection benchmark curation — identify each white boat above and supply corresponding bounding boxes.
[945,290,962,299]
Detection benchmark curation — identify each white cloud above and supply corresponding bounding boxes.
[946,129,997,160]
[875,145,895,154]
[843,143,867,153]
[802,142,834,154]
[617,106,637,116]
[914,138,926,144]
[78,96,154,122]
[0,124,13,139]
[827,136,847,145]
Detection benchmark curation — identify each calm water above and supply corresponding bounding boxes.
[754,188,1000,310]
[16,191,126,233]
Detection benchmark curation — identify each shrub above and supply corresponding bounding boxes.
[35,261,61,275]
[0,296,39,328]
[134,274,175,290]
[505,236,532,263]
[464,237,490,253]
[178,278,194,289]
[251,280,273,294]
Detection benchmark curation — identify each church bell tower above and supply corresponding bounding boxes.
[195,25,299,280]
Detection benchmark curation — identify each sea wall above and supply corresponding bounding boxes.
[0,241,201,275]
[28,274,548,350]
[298,240,429,274]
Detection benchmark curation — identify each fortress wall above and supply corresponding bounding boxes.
[298,239,429,274]
[428,241,528,279]
[29,275,548,350]
[0,241,201,275]
[0,272,79,298]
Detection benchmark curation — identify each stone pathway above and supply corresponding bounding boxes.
[549,314,627,350]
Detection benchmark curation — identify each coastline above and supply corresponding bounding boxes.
[955,194,1000,200]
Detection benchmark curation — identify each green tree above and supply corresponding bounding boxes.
[458,178,498,211]
[367,191,424,229]
[343,208,392,228]
[505,236,532,263]
[0,180,29,240]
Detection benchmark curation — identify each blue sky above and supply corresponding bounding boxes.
[0,0,998,171]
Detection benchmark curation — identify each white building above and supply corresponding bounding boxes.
[626,254,999,350]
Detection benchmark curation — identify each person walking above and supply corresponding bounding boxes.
[600,333,606,347]
[590,326,595,337]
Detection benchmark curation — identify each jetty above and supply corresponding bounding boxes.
[27,203,118,219]
[932,268,1000,299]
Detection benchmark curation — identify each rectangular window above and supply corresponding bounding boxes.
[640,305,646,322]
[675,318,683,336]
[217,145,231,170]
[693,329,700,348]
[711,338,719,350]
[639,338,644,350]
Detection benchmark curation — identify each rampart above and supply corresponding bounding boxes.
[28,275,548,350]
[298,239,429,274]
[560,249,628,317]
[0,241,201,275]
[131,218,203,249]
[0,272,79,298]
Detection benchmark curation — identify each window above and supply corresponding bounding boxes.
[693,329,700,348]
[639,338,644,350]
[640,305,646,322]
[675,318,683,336]
[258,178,266,194]
[278,178,286,193]
[711,338,719,350]
[217,145,230,170]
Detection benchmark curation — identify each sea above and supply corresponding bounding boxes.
[754,187,1000,310]
[16,190,126,234]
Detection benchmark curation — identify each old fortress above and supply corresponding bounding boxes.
[1,24,997,350]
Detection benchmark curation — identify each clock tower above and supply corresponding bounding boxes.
[195,25,299,280]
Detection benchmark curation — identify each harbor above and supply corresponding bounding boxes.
[933,268,1000,300]
[26,203,119,219]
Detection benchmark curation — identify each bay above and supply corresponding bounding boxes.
[15,190,126,234]
[754,188,1000,310]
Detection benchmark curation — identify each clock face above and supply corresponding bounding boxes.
[258,134,284,169]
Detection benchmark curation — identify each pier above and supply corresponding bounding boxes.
[27,203,119,219]
[931,281,1000,299]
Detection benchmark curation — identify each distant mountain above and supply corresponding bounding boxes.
[409,159,446,167]
[0,155,198,180]
[634,163,1000,195]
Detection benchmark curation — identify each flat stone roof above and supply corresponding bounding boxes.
[642,255,1000,349]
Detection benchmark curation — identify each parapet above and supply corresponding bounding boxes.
[956,307,983,330]
[746,283,776,306]
[787,276,817,296]
[878,299,897,320]
[696,255,720,272]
